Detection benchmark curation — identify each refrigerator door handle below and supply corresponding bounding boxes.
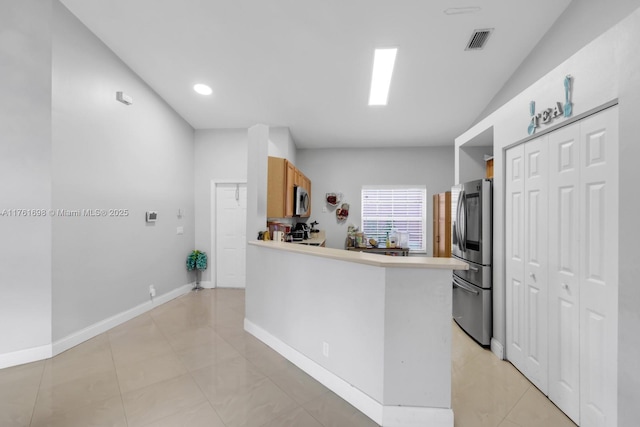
[460,190,467,247]
[453,276,479,295]
[456,190,464,251]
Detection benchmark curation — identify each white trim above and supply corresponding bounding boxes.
[245,319,453,427]
[0,343,52,370]
[198,281,215,289]
[52,284,191,356]
[491,337,504,360]
[382,406,454,427]
[0,284,192,369]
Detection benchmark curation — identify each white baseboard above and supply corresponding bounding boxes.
[491,338,504,360]
[53,284,192,356]
[199,281,215,289]
[0,343,52,370]
[245,319,453,427]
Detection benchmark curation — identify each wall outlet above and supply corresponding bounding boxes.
[149,285,156,297]
[322,341,329,358]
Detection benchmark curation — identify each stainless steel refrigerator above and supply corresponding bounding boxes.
[451,178,492,346]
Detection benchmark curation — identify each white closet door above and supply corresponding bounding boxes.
[216,183,247,288]
[523,136,549,393]
[548,120,581,424]
[505,144,526,370]
[578,107,618,427]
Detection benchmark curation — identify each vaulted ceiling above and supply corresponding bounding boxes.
[60,0,572,148]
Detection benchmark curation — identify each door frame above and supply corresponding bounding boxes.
[210,179,247,289]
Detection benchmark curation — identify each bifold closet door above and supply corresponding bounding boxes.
[522,136,549,393]
[548,106,619,427]
[505,144,525,372]
[548,120,581,424]
[577,107,618,427]
[505,138,549,394]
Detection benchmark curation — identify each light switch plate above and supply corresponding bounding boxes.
[176,226,184,235]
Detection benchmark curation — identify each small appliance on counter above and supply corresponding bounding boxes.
[290,230,305,241]
[293,223,310,240]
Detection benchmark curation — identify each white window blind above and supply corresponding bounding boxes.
[361,186,427,253]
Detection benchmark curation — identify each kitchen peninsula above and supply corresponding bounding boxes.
[245,241,468,427]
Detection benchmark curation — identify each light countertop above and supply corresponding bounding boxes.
[249,239,468,270]
[290,230,326,246]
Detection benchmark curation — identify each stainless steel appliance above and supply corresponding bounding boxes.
[294,186,310,216]
[451,178,492,345]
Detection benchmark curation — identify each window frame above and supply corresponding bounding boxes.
[360,185,428,254]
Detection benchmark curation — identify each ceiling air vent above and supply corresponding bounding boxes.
[465,28,493,51]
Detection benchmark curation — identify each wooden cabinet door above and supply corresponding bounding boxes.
[432,192,451,257]
[267,157,286,218]
[285,161,296,217]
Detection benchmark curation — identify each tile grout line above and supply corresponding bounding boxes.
[107,328,132,427]
[27,360,47,427]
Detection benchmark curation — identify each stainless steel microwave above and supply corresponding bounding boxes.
[294,186,310,216]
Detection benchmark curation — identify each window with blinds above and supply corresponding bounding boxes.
[361,186,427,253]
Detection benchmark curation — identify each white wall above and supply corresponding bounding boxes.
[457,146,493,184]
[194,129,248,284]
[476,0,640,123]
[246,125,269,249]
[246,244,454,424]
[296,147,454,251]
[51,1,195,340]
[267,127,297,164]
[455,7,640,424]
[0,0,53,364]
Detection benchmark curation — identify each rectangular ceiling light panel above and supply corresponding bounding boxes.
[368,48,397,106]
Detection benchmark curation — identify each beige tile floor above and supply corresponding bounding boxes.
[0,288,576,427]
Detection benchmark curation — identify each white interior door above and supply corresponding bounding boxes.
[505,143,526,370]
[548,120,581,424]
[215,183,247,288]
[523,136,549,393]
[578,107,618,427]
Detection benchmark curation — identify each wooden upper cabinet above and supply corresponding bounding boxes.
[267,156,311,218]
[267,157,292,218]
[432,191,451,257]
[285,160,296,217]
[294,168,303,187]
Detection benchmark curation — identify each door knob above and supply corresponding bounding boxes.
[529,272,536,281]
[562,283,569,291]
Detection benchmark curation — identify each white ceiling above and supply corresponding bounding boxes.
[60,0,572,148]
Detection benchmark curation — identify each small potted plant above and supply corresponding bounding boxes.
[186,250,208,291]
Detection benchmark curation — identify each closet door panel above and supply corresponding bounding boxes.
[579,107,618,427]
[505,144,526,370]
[548,122,581,425]
[523,137,548,393]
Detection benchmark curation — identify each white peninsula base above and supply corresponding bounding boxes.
[245,241,468,427]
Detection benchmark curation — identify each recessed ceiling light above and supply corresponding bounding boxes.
[444,7,481,15]
[368,48,397,106]
[193,84,212,95]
